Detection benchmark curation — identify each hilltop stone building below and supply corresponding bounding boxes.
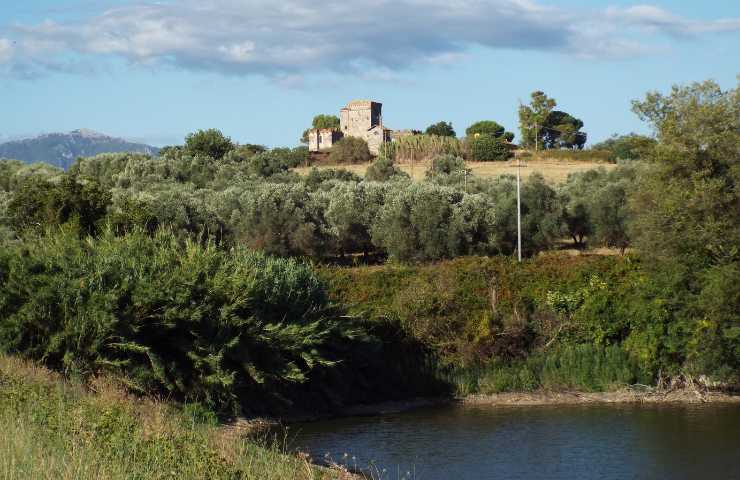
[308,100,392,155]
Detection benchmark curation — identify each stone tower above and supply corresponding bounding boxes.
[340,100,389,155]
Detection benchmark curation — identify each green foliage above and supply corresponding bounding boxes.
[370,184,497,261]
[223,143,268,162]
[592,133,656,162]
[7,174,110,236]
[518,91,557,149]
[425,154,467,178]
[244,148,308,177]
[477,344,647,393]
[425,121,456,137]
[629,79,740,381]
[300,114,340,143]
[0,159,63,192]
[465,120,513,140]
[559,166,636,250]
[325,182,388,257]
[467,134,514,162]
[0,229,367,415]
[305,167,362,189]
[542,110,587,150]
[231,184,330,258]
[327,137,372,164]
[365,157,409,182]
[184,129,235,160]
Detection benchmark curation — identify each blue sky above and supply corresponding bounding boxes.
[1,0,738,147]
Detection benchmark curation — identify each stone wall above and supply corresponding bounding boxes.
[308,128,342,152]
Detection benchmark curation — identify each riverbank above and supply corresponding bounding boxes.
[232,388,740,431]
[463,389,740,406]
[0,356,355,480]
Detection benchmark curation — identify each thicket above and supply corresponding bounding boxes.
[327,137,372,164]
[592,133,657,162]
[320,253,737,391]
[465,134,514,162]
[0,229,447,416]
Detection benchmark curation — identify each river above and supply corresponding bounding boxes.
[282,403,740,479]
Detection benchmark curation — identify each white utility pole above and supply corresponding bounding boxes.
[516,157,522,262]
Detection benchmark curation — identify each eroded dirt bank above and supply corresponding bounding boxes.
[463,389,740,406]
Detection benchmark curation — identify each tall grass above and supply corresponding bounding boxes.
[475,344,650,394]
[379,135,463,164]
[0,356,348,480]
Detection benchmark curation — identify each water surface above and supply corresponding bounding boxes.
[283,403,740,479]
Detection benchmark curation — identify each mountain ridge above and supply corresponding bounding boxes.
[0,129,159,169]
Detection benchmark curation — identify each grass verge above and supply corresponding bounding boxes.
[0,355,353,480]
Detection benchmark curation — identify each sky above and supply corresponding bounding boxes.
[0,0,738,148]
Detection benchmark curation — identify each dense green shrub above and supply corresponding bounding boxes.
[184,129,235,159]
[305,167,362,189]
[365,157,409,182]
[327,137,372,164]
[559,166,636,250]
[425,121,456,137]
[629,79,740,383]
[370,183,497,261]
[0,229,453,414]
[325,182,388,256]
[7,174,110,236]
[467,135,514,162]
[592,133,656,162]
[425,154,467,178]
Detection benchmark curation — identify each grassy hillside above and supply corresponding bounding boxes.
[0,355,353,480]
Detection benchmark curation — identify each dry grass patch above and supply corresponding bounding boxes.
[295,157,615,184]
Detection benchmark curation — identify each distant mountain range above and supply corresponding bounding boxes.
[0,129,160,170]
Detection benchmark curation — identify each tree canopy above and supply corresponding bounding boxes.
[592,133,656,162]
[425,121,456,137]
[184,129,235,159]
[542,111,587,150]
[465,121,513,141]
[629,78,739,379]
[518,91,557,150]
[301,114,341,143]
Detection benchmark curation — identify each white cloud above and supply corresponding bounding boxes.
[606,5,740,36]
[1,0,738,80]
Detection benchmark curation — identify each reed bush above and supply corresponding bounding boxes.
[476,344,648,393]
[379,135,464,164]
